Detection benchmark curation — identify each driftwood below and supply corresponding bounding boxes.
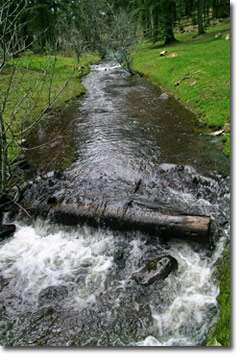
[44,202,211,242]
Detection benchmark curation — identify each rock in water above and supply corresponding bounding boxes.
[0,224,16,241]
[132,255,178,286]
[38,285,69,306]
[0,274,9,291]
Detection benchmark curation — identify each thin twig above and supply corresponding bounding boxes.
[12,200,31,218]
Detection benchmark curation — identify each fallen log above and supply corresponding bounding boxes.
[46,203,210,242]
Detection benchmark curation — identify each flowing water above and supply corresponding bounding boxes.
[0,63,230,346]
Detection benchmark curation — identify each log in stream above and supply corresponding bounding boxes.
[28,202,211,242]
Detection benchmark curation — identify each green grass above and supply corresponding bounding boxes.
[207,247,231,347]
[132,21,230,155]
[0,52,100,159]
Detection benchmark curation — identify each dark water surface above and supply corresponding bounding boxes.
[0,63,230,347]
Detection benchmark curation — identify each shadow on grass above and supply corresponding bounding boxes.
[146,28,229,52]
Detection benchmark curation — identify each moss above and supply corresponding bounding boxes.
[207,246,231,347]
[131,22,230,155]
[223,132,231,157]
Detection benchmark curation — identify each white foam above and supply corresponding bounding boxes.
[0,220,227,346]
[135,240,225,346]
[0,222,114,310]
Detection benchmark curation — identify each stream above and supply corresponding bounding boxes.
[0,63,230,347]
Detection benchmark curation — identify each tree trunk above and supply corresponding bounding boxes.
[153,7,160,42]
[163,21,176,44]
[212,0,230,19]
[0,112,7,193]
[162,0,176,45]
[197,0,205,35]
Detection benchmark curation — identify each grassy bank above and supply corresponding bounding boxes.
[207,247,231,347]
[132,21,230,155]
[0,52,100,160]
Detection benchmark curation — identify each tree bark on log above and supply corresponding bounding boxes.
[44,203,211,242]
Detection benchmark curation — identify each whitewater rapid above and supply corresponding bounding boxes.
[0,219,227,346]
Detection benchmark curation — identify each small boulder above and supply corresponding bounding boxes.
[190,80,197,86]
[113,248,125,269]
[132,255,178,286]
[0,224,16,241]
[0,275,9,291]
[38,285,68,306]
[210,129,224,137]
[160,50,168,57]
[159,93,169,100]
[47,196,58,206]
[214,32,222,39]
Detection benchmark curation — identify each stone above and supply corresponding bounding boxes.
[0,224,16,241]
[210,129,224,137]
[160,50,168,57]
[113,248,125,269]
[47,196,58,206]
[38,285,69,306]
[214,32,222,39]
[159,93,169,100]
[132,255,178,286]
[0,275,9,291]
[190,80,197,86]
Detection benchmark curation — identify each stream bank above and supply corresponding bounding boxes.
[0,52,100,165]
[131,21,230,156]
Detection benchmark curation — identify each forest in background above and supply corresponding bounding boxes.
[0,0,230,59]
